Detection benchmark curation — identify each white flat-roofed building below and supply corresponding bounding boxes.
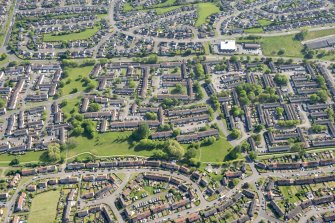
[220,40,236,52]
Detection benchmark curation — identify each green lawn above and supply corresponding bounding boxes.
[61,65,95,95]
[61,97,81,116]
[204,41,210,54]
[279,186,300,204]
[256,28,335,58]
[28,190,60,223]
[152,0,176,8]
[196,3,220,27]
[123,2,135,11]
[258,19,272,26]
[245,27,263,34]
[197,136,233,163]
[304,28,335,40]
[0,151,45,165]
[261,34,304,57]
[43,26,100,42]
[66,131,157,159]
[155,5,182,14]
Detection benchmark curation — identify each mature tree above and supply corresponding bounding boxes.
[231,105,244,117]
[189,158,201,167]
[185,148,197,159]
[274,74,288,86]
[254,124,264,133]
[132,124,150,141]
[227,146,241,160]
[291,143,306,158]
[276,107,284,118]
[229,178,240,188]
[9,158,20,166]
[230,128,241,139]
[82,119,96,139]
[311,124,327,133]
[88,103,101,112]
[0,53,7,61]
[201,136,216,146]
[249,151,257,160]
[0,98,6,108]
[294,30,307,41]
[47,143,61,162]
[164,140,185,160]
[145,112,157,120]
[172,83,185,94]
[152,150,168,159]
[72,126,84,136]
[194,63,205,79]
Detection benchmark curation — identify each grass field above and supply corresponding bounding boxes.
[0,1,15,46]
[28,190,60,223]
[123,2,138,11]
[196,3,220,27]
[155,5,182,14]
[197,136,233,163]
[61,97,81,115]
[204,41,211,54]
[304,28,335,40]
[261,34,304,57]
[66,131,158,159]
[43,26,100,42]
[153,0,176,8]
[258,19,272,26]
[259,28,335,57]
[61,65,95,95]
[279,186,300,204]
[0,151,45,165]
[245,27,263,34]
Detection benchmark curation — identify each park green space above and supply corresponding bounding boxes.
[278,186,300,204]
[0,151,45,165]
[43,26,100,42]
[195,3,220,27]
[66,131,158,158]
[0,130,236,165]
[61,65,96,95]
[258,19,272,26]
[123,1,219,27]
[61,97,81,115]
[155,5,182,14]
[240,28,335,58]
[28,190,60,223]
[245,27,263,34]
[204,41,211,54]
[197,136,234,163]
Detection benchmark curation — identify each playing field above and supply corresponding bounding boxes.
[197,136,233,163]
[66,131,158,159]
[28,190,60,223]
[196,3,220,27]
[43,26,100,42]
[155,5,182,14]
[0,151,45,165]
[61,65,95,95]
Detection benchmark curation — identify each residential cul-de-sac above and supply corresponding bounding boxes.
[1,0,335,223]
